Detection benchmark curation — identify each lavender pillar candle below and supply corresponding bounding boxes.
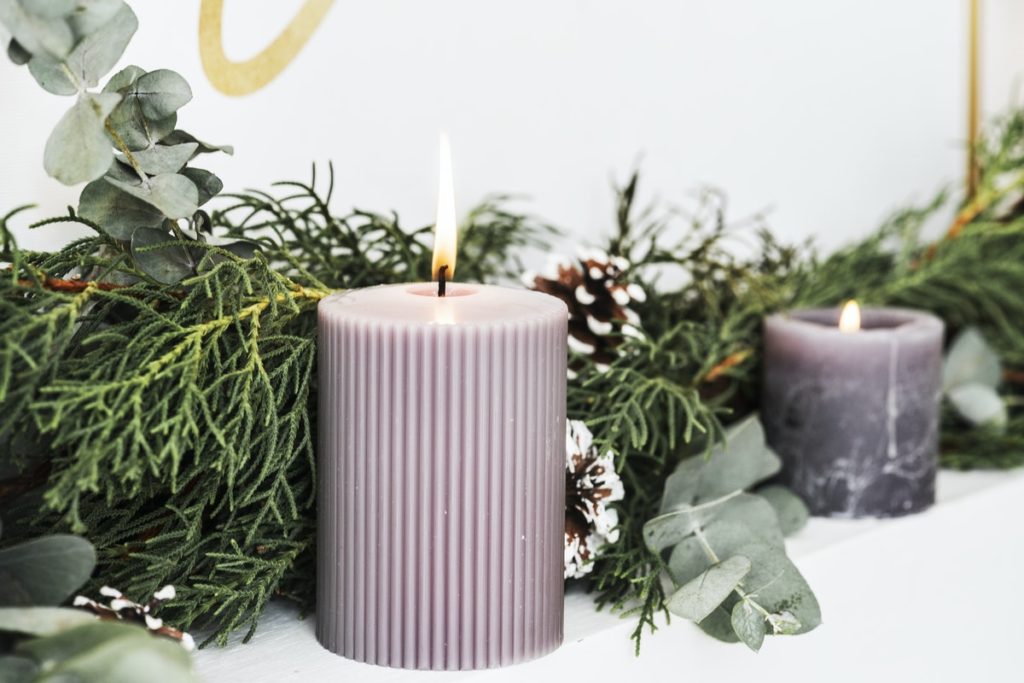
[317,283,567,670]
[762,305,944,518]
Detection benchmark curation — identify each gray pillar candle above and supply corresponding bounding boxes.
[317,283,568,670]
[762,305,944,518]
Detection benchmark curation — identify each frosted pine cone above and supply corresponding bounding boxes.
[73,584,195,650]
[564,419,625,579]
[524,250,644,372]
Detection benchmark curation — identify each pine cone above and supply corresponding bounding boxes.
[564,419,625,579]
[74,584,195,650]
[525,251,644,372]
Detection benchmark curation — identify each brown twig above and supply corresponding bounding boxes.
[944,197,986,242]
[16,277,123,292]
[1004,369,1024,385]
[704,349,752,383]
[925,189,992,261]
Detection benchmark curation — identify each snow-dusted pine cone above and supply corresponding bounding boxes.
[564,419,625,579]
[524,250,644,372]
[73,585,194,650]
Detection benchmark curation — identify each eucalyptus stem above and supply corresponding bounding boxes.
[103,120,148,186]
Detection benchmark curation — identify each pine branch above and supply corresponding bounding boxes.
[212,164,555,290]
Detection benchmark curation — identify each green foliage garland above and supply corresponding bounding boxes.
[4,128,1024,649]
[2,0,1023,657]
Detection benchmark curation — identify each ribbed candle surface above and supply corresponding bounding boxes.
[317,283,567,670]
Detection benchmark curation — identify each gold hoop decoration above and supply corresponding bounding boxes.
[966,0,981,197]
[199,0,335,96]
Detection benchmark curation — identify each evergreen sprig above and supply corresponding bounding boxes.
[211,164,555,290]
[1,209,326,645]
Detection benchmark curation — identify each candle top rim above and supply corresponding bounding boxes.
[318,282,568,326]
[767,306,944,336]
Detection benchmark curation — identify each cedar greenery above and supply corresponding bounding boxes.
[3,115,1024,654]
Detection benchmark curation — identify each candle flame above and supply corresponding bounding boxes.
[839,300,861,333]
[432,132,457,281]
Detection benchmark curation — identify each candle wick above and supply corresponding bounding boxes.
[438,265,448,297]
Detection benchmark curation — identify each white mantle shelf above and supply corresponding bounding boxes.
[195,468,1024,682]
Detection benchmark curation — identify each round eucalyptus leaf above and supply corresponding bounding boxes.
[0,655,38,683]
[102,63,145,94]
[755,484,809,536]
[695,601,741,643]
[104,66,182,150]
[667,555,751,623]
[667,520,759,586]
[27,53,78,94]
[130,226,195,284]
[947,382,1008,428]
[68,0,124,39]
[106,100,177,151]
[103,158,141,184]
[18,622,197,683]
[729,541,820,635]
[669,529,820,636]
[78,178,163,239]
[109,173,198,219]
[0,1,74,59]
[731,600,766,652]
[191,209,212,234]
[660,415,780,511]
[162,129,234,156]
[712,494,786,548]
[63,3,137,88]
[0,535,96,607]
[0,606,96,636]
[643,506,706,553]
[181,167,223,205]
[7,38,32,65]
[944,327,1002,390]
[20,0,77,19]
[221,238,257,260]
[134,69,193,119]
[43,92,121,186]
[128,142,198,175]
[647,492,785,557]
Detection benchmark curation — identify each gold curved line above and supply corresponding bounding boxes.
[966,0,980,197]
[199,0,335,97]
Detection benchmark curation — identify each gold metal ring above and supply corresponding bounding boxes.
[199,0,335,96]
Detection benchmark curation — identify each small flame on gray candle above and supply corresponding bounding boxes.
[839,300,861,333]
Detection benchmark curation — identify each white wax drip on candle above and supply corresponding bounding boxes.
[886,337,900,460]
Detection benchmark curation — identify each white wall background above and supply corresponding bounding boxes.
[2,0,1022,256]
